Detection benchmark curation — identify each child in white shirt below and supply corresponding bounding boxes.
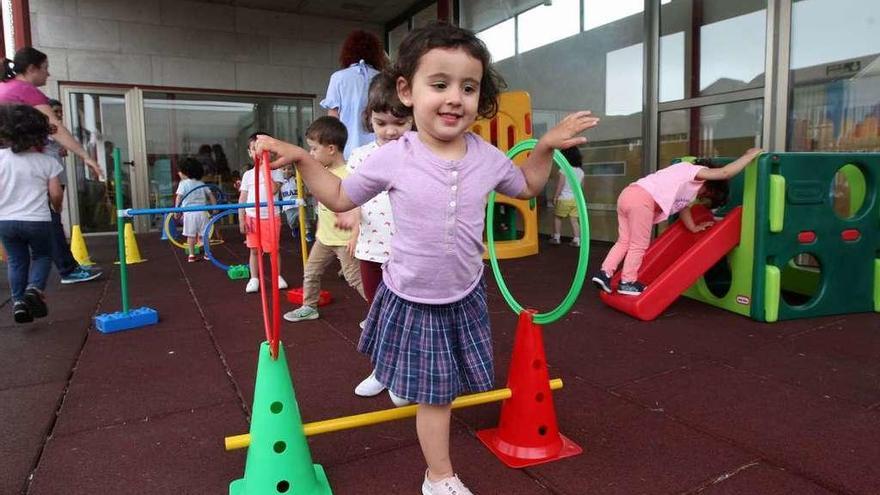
[238,132,288,293]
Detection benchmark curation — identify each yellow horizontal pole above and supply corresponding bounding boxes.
[225,378,563,451]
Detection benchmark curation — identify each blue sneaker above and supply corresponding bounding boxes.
[61,267,102,285]
[305,232,315,243]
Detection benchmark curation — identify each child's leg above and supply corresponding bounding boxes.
[336,247,366,301]
[569,215,580,240]
[600,201,633,276]
[603,186,656,282]
[619,204,654,282]
[187,236,196,257]
[25,222,53,293]
[302,241,336,307]
[417,403,454,481]
[553,216,562,237]
[0,226,29,301]
[359,260,383,304]
[249,248,258,276]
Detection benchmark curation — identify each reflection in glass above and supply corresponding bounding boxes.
[477,18,516,62]
[142,93,312,230]
[67,93,129,234]
[473,0,644,240]
[411,3,437,29]
[788,0,880,152]
[660,0,766,101]
[388,23,409,59]
[659,99,763,167]
[518,0,579,54]
[584,0,671,31]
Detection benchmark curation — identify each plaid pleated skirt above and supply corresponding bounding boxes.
[357,280,494,405]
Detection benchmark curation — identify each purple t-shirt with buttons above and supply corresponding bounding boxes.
[0,79,49,106]
[342,131,527,304]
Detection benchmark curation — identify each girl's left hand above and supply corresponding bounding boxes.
[542,111,601,150]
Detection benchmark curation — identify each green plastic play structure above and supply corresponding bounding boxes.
[679,153,879,322]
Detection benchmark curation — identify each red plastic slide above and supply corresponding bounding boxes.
[598,205,742,321]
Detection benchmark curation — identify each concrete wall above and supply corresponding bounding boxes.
[29,0,383,99]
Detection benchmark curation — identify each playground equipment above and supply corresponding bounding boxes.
[472,91,539,260]
[201,209,250,279]
[94,149,158,334]
[161,183,227,252]
[600,152,880,322]
[70,225,95,266]
[225,379,564,450]
[227,142,590,493]
[93,148,302,334]
[115,223,147,264]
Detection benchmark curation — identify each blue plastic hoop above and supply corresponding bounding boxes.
[202,209,239,271]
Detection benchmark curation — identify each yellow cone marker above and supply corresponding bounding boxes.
[70,225,95,266]
[115,223,146,264]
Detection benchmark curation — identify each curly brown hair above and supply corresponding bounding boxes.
[393,21,506,120]
[361,71,412,133]
[0,104,52,153]
[339,30,387,70]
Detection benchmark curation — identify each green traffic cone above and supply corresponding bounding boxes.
[230,342,332,495]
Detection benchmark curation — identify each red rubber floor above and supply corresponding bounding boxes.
[1,230,877,494]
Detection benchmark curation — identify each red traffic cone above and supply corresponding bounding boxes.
[477,310,582,468]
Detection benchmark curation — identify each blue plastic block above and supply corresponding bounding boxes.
[94,307,159,333]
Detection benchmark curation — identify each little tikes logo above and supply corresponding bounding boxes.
[736,295,750,305]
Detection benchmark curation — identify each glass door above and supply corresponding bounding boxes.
[62,88,134,234]
[139,92,314,231]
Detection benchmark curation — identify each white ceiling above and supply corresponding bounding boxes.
[199,0,425,25]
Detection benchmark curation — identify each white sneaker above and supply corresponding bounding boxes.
[549,236,561,245]
[359,319,366,330]
[278,276,288,289]
[422,471,473,495]
[354,371,385,397]
[389,390,411,407]
[245,278,259,293]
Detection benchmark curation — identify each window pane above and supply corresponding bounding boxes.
[518,0,580,54]
[412,3,437,29]
[659,99,763,168]
[660,0,766,100]
[660,32,685,101]
[142,93,312,230]
[584,0,672,30]
[788,0,880,152]
[485,0,643,241]
[478,18,516,62]
[699,9,766,93]
[606,43,643,116]
[388,23,409,60]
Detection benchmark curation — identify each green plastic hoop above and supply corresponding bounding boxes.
[487,139,590,325]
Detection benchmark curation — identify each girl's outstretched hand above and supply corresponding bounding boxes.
[541,111,601,150]
[254,135,306,169]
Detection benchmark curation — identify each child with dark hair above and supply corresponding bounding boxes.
[322,30,388,159]
[0,105,65,323]
[549,146,585,247]
[255,21,598,494]
[238,131,288,293]
[175,157,216,262]
[592,147,762,296]
[284,116,366,323]
[348,71,414,406]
